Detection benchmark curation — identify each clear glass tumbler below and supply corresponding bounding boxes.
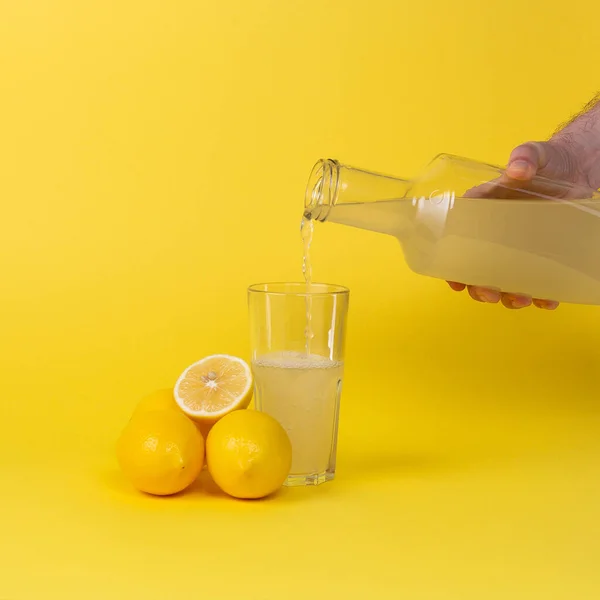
[248,283,349,486]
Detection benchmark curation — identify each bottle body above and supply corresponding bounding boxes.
[305,155,600,305]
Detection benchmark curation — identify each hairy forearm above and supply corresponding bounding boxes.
[551,93,600,189]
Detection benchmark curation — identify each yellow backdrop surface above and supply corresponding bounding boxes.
[2,1,600,598]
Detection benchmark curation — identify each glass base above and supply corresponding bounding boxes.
[284,470,335,487]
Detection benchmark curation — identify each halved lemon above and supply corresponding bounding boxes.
[174,355,253,425]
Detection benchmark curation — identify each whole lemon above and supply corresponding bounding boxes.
[131,388,179,419]
[206,410,292,499]
[117,409,204,496]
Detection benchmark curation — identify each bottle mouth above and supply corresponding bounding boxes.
[304,159,340,222]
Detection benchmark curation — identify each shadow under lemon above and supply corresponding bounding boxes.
[188,469,331,504]
[105,463,336,505]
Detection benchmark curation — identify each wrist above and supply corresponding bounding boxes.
[548,136,600,191]
[551,99,600,190]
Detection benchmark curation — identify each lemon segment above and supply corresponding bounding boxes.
[174,355,253,424]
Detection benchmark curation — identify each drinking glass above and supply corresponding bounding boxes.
[248,283,349,486]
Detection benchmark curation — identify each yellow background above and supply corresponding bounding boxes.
[1,0,600,597]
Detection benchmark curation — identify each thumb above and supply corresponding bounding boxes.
[506,142,549,181]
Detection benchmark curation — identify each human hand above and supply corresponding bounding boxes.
[447,140,588,310]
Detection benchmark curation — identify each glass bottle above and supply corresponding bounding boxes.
[304,154,600,305]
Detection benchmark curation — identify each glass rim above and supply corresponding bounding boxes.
[248,282,349,297]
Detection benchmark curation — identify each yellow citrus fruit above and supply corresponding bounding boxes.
[116,409,204,496]
[174,355,253,425]
[131,388,178,418]
[206,410,292,499]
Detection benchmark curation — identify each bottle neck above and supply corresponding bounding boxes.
[304,159,412,222]
[304,159,340,222]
